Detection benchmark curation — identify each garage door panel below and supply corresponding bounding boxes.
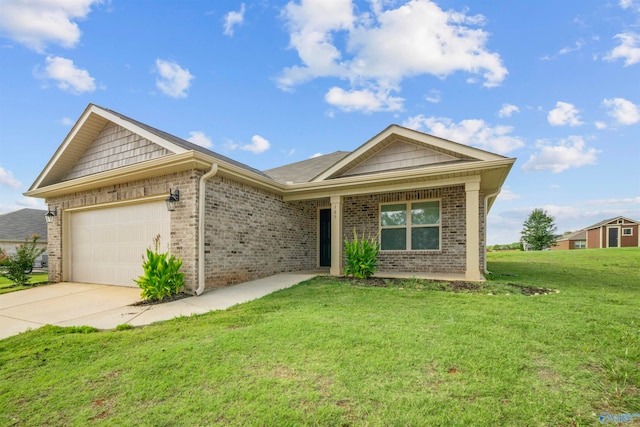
[70,201,170,287]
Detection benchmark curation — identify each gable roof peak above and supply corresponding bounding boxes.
[311,123,509,182]
[28,104,270,191]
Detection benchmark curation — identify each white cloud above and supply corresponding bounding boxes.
[310,152,323,158]
[603,97,640,125]
[17,197,45,209]
[522,136,599,173]
[586,196,640,205]
[224,140,239,150]
[547,101,583,127]
[497,186,520,201]
[279,0,507,112]
[223,3,246,36]
[0,197,47,214]
[240,135,270,154]
[425,89,441,103]
[498,103,519,118]
[403,115,525,155]
[37,56,96,94]
[605,32,640,66]
[325,86,403,112]
[0,0,99,52]
[594,121,607,130]
[61,117,74,125]
[619,0,634,9]
[558,40,584,56]
[187,131,213,149]
[0,167,22,188]
[155,59,194,98]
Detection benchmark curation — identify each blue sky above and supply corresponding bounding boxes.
[0,0,638,245]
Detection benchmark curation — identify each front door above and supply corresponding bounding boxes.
[319,208,331,267]
[608,227,619,248]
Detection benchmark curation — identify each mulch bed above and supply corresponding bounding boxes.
[338,276,557,295]
[130,292,191,306]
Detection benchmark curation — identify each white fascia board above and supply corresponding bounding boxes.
[94,106,188,155]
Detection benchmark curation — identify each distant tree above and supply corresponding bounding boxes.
[521,209,559,251]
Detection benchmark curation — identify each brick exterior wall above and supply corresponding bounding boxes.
[45,169,200,290]
[45,171,488,292]
[341,185,485,275]
[202,175,319,289]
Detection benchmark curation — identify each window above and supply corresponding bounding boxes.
[622,228,633,236]
[380,200,440,251]
[574,240,586,249]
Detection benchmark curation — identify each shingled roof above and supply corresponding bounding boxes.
[0,208,48,242]
[102,106,270,179]
[557,229,586,241]
[263,151,350,184]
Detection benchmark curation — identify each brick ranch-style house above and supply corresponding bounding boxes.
[25,104,515,295]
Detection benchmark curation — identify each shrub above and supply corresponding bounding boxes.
[344,229,380,279]
[135,235,184,301]
[1,235,46,286]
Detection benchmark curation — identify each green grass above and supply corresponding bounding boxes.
[0,273,49,294]
[1,249,638,426]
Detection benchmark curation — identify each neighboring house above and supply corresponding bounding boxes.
[552,230,587,250]
[552,216,639,250]
[0,208,48,267]
[584,217,639,249]
[25,104,515,294]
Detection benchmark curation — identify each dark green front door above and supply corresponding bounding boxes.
[319,209,331,267]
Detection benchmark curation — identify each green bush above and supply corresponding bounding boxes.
[344,229,380,279]
[135,235,184,301]
[1,235,46,286]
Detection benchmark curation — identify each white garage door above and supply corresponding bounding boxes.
[70,201,170,287]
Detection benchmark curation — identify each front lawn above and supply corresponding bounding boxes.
[0,273,49,294]
[1,249,638,425]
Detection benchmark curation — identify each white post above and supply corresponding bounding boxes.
[330,195,343,276]
[465,180,482,281]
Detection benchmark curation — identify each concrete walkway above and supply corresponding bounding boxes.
[0,273,316,340]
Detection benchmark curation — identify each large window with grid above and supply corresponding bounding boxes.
[380,200,440,251]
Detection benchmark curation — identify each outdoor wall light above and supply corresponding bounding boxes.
[165,189,180,212]
[45,207,57,224]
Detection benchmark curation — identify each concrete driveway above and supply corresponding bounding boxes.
[0,273,316,340]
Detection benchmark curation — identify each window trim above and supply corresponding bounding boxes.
[622,227,633,236]
[379,199,441,252]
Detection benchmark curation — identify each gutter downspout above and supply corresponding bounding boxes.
[196,164,219,295]
[483,190,500,275]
